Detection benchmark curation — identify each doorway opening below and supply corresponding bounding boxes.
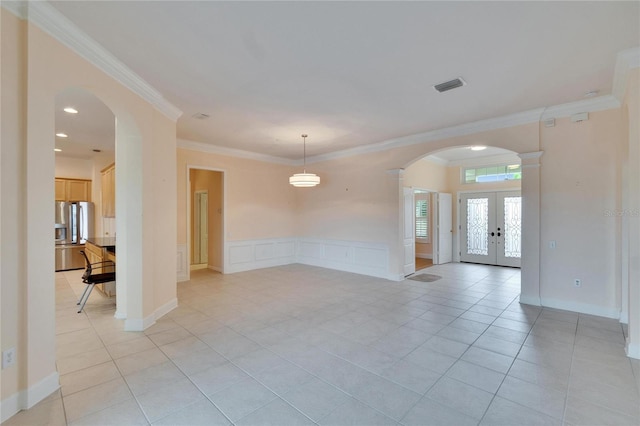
[188,168,224,273]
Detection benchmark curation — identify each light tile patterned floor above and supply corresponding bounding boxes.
[4,263,640,425]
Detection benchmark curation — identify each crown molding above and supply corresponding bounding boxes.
[612,47,640,102]
[178,139,296,166]
[540,95,620,120]
[17,1,182,121]
[1,1,27,18]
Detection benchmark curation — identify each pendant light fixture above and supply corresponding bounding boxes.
[289,134,320,187]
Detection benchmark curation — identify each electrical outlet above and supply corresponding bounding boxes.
[550,241,557,249]
[2,347,16,369]
[574,279,582,288]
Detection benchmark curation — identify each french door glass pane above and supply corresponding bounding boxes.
[467,198,489,255]
[504,196,522,258]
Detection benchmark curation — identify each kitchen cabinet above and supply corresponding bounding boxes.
[55,178,91,202]
[101,163,115,218]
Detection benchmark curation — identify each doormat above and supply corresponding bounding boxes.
[408,273,442,282]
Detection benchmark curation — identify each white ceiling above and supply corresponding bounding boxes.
[55,87,115,159]
[427,146,518,165]
[48,1,639,160]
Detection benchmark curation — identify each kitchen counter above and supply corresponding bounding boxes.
[86,237,116,251]
[85,238,116,296]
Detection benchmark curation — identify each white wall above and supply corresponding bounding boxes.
[55,156,93,179]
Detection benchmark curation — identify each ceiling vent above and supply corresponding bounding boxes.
[433,77,466,93]
[191,113,210,120]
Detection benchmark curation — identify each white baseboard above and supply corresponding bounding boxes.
[416,254,433,259]
[626,337,640,359]
[619,310,629,325]
[113,310,126,320]
[125,298,177,331]
[1,372,60,423]
[177,244,189,282]
[208,265,222,273]
[540,297,620,319]
[519,294,541,306]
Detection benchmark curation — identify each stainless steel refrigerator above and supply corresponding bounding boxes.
[55,201,94,271]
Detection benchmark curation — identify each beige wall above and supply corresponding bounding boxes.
[177,148,297,246]
[55,156,93,179]
[190,169,223,270]
[1,10,178,414]
[539,109,624,316]
[1,8,28,407]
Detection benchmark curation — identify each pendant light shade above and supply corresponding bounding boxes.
[290,134,320,187]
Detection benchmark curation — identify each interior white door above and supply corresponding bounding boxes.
[199,192,209,264]
[403,187,416,276]
[460,191,521,267]
[436,193,453,264]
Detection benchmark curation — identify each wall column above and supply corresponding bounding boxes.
[624,71,640,359]
[518,151,543,306]
[387,169,405,281]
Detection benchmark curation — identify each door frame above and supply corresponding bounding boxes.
[193,189,209,266]
[456,188,522,265]
[186,165,226,280]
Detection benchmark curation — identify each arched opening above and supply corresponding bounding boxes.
[395,143,542,308]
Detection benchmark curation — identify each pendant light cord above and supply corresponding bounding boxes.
[302,134,308,172]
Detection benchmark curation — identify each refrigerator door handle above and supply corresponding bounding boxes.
[79,204,84,242]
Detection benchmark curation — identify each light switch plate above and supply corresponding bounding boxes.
[2,347,16,369]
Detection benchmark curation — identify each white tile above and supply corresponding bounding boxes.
[209,377,278,422]
[460,346,513,373]
[446,360,505,393]
[480,396,560,426]
[496,375,566,419]
[69,398,147,426]
[60,361,121,396]
[171,347,227,376]
[106,335,156,359]
[254,361,315,395]
[404,346,458,374]
[507,359,568,392]
[189,362,251,396]
[283,378,351,421]
[318,398,399,426]
[426,377,494,419]
[136,377,204,423]
[419,335,469,358]
[3,397,66,426]
[114,347,169,376]
[380,359,442,394]
[62,377,133,423]
[235,398,314,426]
[152,399,230,425]
[564,395,640,426]
[232,347,286,375]
[124,361,186,396]
[348,374,422,420]
[402,397,478,426]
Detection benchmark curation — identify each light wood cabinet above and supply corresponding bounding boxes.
[101,163,115,218]
[55,178,91,202]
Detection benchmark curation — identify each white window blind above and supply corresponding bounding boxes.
[415,194,429,241]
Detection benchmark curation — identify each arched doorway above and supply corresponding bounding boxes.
[394,143,543,308]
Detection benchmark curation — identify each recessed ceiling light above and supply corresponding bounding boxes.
[470,145,487,151]
[54,148,62,152]
[63,107,78,114]
[56,133,68,138]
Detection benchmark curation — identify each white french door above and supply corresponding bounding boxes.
[460,191,521,267]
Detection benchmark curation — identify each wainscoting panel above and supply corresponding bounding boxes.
[177,244,188,282]
[297,238,389,279]
[226,238,297,274]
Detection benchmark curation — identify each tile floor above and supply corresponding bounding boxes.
[4,263,640,426]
